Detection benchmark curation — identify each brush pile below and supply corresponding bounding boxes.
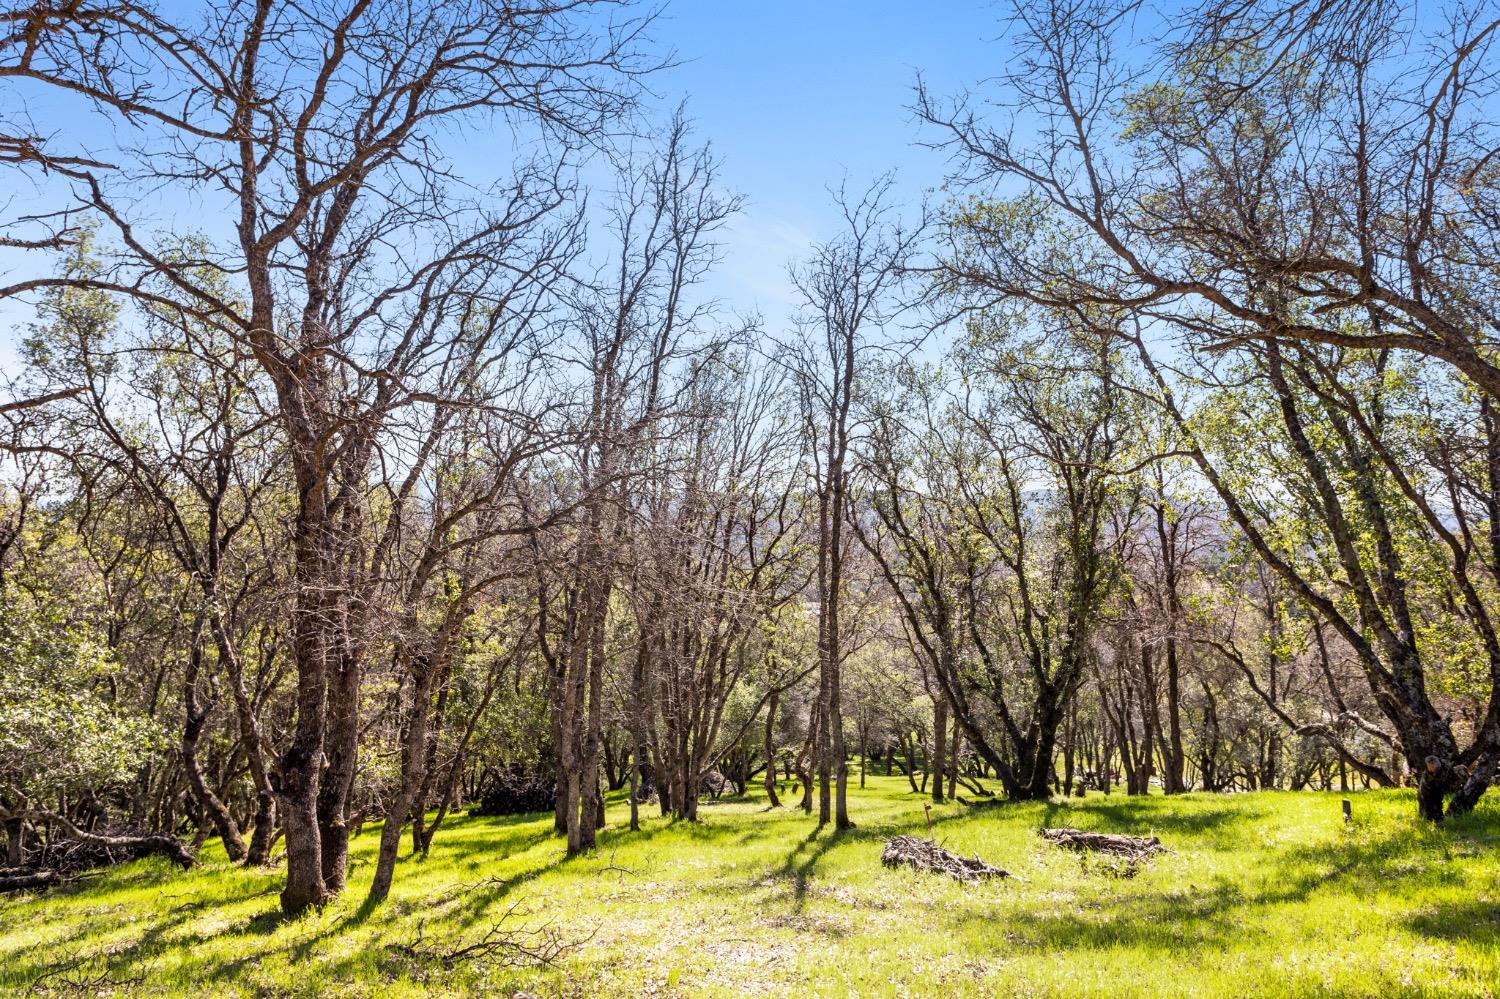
[469,767,555,817]
[0,821,194,893]
[880,835,1008,883]
[698,770,738,798]
[1039,827,1167,876]
[1039,827,1166,861]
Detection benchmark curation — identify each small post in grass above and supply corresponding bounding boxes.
[1342,799,1352,824]
[924,802,934,835]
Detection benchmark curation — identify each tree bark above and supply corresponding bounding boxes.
[931,695,948,804]
[764,689,782,807]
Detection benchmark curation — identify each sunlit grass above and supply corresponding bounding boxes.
[5,776,1498,996]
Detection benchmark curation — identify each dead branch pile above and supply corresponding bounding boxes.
[469,768,555,817]
[698,770,738,798]
[0,812,194,893]
[1039,827,1167,868]
[880,835,1008,883]
[32,826,195,872]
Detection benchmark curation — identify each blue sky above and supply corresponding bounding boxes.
[647,2,1004,318]
[0,2,1008,364]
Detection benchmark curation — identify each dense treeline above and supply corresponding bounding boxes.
[2,0,1498,913]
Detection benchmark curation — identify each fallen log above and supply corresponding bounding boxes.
[39,813,194,870]
[880,835,1008,883]
[0,868,63,892]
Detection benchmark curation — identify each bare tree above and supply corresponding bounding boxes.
[630,356,806,821]
[366,358,571,904]
[783,178,920,830]
[0,0,653,912]
[533,115,741,853]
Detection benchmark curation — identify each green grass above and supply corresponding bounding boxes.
[5,777,1500,997]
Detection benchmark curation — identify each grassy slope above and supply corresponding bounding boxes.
[4,777,1499,997]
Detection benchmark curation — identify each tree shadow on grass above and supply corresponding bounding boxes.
[443,841,596,932]
[4,860,300,990]
[434,826,558,868]
[1281,821,1481,893]
[969,815,1500,959]
[771,826,830,911]
[199,908,376,986]
[370,811,556,863]
[761,821,874,913]
[13,884,342,994]
[12,811,589,990]
[11,910,190,991]
[976,881,1250,955]
[1039,796,1268,841]
[1404,899,1500,944]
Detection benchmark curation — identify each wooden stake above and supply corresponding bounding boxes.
[924,802,934,834]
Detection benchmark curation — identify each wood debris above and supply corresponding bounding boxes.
[880,835,1008,883]
[1039,827,1167,875]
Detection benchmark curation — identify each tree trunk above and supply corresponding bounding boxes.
[859,720,869,790]
[277,512,336,916]
[317,651,361,895]
[764,689,782,807]
[931,695,947,804]
[901,734,920,794]
[948,721,960,801]
[629,632,652,832]
[578,591,607,848]
[4,815,24,867]
[1154,500,1188,794]
[210,615,276,865]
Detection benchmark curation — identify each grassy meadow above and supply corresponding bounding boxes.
[4,776,1499,997]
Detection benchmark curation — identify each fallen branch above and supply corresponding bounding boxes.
[4,809,195,871]
[880,835,1008,883]
[599,851,638,879]
[26,950,148,996]
[389,899,594,970]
